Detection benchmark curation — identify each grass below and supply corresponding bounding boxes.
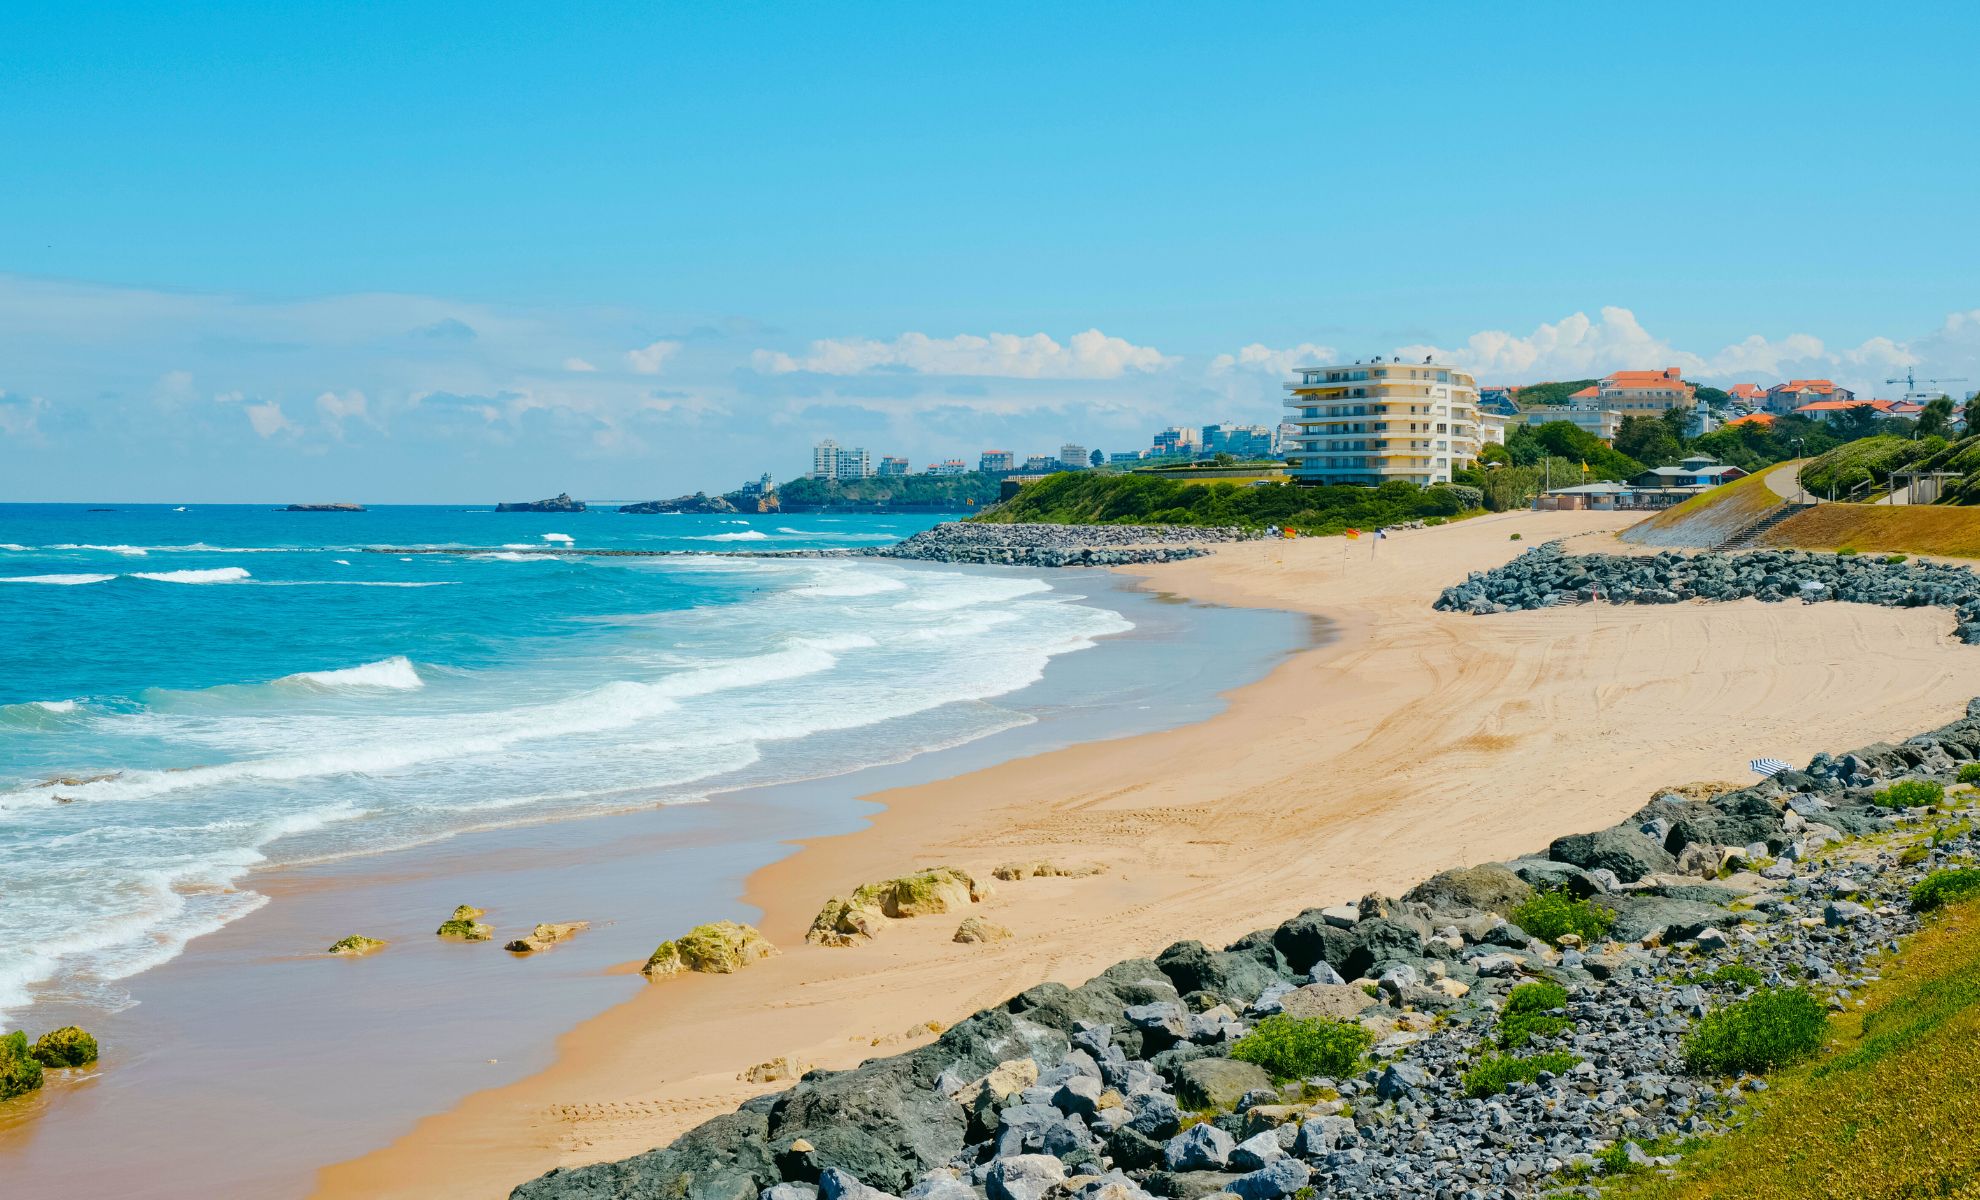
[1911,868,1980,912]
[1759,503,1980,559]
[1500,980,1572,1049]
[1604,898,1980,1199]
[1463,1050,1581,1098]
[1682,963,1765,991]
[1682,987,1828,1075]
[1959,763,1980,785]
[1229,1014,1372,1081]
[1874,779,1945,809]
[1511,887,1616,947]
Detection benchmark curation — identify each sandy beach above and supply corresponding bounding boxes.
[318,509,1980,1199]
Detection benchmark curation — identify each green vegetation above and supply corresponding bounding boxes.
[1510,887,1616,947]
[1462,1050,1581,1098]
[29,1026,97,1069]
[1605,898,1980,1199]
[1910,868,1980,912]
[777,471,1001,511]
[979,472,1480,534]
[1229,1014,1373,1080]
[1797,435,1947,500]
[0,1030,43,1101]
[643,920,776,977]
[1874,779,1944,809]
[1760,502,1980,558]
[1500,421,1643,479]
[1685,963,1764,991]
[435,904,491,940]
[1511,379,1599,407]
[1959,763,1980,785]
[326,934,387,955]
[1499,980,1572,1048]
[1681,987,1828,1075]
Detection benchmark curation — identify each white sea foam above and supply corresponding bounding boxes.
[541,532,575,544]
[34,700,79,713]
[129,567,251,584]
[50,543,149,556]
[793,565,910,598]
[0,573,117,585]
[0,543,29,552]
[333,559,351,565]
[689,530,770,542]
[475,552,555,562]
[895,575,1052,611]
[278,656,424,691]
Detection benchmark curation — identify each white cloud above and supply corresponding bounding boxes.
[0,390,47,438]
[244,401,295,438]
[752,329,1174,379]
[625,340,680,374]
[1396,307,1702,382]
[315,389,372,435]
[1209,342,1340,375]
[562,357,598,372]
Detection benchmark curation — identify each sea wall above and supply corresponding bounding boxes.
[512,689,1980,1198]
[859,524,1258,568]
[1435,543,1980,643]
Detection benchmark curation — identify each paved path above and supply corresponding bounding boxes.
[1762,460,1812,503]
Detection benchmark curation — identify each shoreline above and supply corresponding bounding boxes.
[318,509,1980,1199]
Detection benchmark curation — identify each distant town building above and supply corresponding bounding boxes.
[1793,397,1907,420]
[978,450,1015,474]
[1582,367,1695,415]
[1478,408,1509,446]
[1022,454,1058,472]
[1632,454,1748,492]
[739,472,775,499]
[1765,379,1855,415]
[1058,443,1089,470]
[876,455,911,476]
[1516,405,1623,442]
[926,459,967,476]
[834,445,872,480]
[1151,426,1199,456]
[811,438,841,479]
[1109,450,1145,465]
[1201,423,1275,459]
[1726,383,1768,408]
[1284,357,1483,486]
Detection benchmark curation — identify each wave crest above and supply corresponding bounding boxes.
[277,656,425,691]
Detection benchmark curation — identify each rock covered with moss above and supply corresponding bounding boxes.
[29,1026,98,1069]
[326,934,388,956]
[807,867,992,947]
[0,1031,44,1101]
[436,904,492,940]
[644,920,776,977]
[506,921,589,954]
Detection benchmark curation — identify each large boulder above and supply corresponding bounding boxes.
[645,921,776,977]
[767,1058,967,1192]
[512,1109,774,1200]
[1590,894,1732,944]
[1155,941,1285,1005]
[1547,828,1677,883]
[1403,864,1532,915]
[1173,1057,1272,1112]
[1269,909,1354,976]
[1275,983,1376,1022]
[1340,918,1422,980]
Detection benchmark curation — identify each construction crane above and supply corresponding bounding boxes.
[1885,367,1968,400]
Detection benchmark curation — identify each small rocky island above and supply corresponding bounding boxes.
[496,493,586,513]
[621,492,741,515]
[284,502,366,512]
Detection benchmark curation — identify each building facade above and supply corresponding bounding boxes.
[926,459,967,476]
[1284,357,1483,486]
[1765,379,1855,414]
[1588,367,1695,414]
[833,446,871,480]
[1151,426,1199,457]
[1201,423,1275,459]
[1021,454,1058,472]
[1058,443,1089,470]
[811,439,841,479]
[876,455,910,476]
[978,450,1015,474]
[1515,405,1623,442]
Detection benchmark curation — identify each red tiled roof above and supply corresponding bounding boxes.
[1569,385,1599,400]
[1728,384,1766,400]
[1724,412,1775,426]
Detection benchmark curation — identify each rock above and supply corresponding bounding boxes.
[820,1167,899,1200]
[1174,1058,1272,1112]
[740,1056,810,1084]
[1227,1157,1311,1200]
[436,904,492,940]
[512,1108,774,1200]
[326,934,387,955]
[0,1031,44,1102]
[1590,895,1728,944]
[985,1154,1065,1200]
[28,1026,97,1069]
[1227,1130,1284,1171]
[285,501,365,512]
[644,921,776,977]
[991,861,1106,881]
[1341,917,1422,979]
[764,1185,821,1200]
[1548,828,1678,883]
[1163,1123,1236,1170]
[1509,858,1605,897]
[955,917,1013,944]
[496,492,585,512]
[1374,1062,1429,1100]
[1320,905,1361,927]
[1268,909,1353,976]
[807,897,887,947]
[1403,863,1533,914]
[505,921,589,954]
[1156,940,1285,1005]
[620,492,740,515]
[1691,927,1732,951]
[902,1173,975,1200]
[1274,983,1376,1022]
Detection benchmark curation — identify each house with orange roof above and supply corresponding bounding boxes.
[1726,383,1767,406]
[1722,411,1775,428]
[1594,366,1695,415]
[1765,378,1855,415]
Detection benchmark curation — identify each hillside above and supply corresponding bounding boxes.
[1514,378,1600,406]
[774,472,1001,510]
[978,471,1479,533]
[1759,504,1980,558]
[1616,466,1792,549]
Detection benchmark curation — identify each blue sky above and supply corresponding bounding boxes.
[2,2,1977,501]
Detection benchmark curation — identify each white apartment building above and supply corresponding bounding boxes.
[1284,357,1482,485]
[1058,443,1089,469]
[812,439,872,480]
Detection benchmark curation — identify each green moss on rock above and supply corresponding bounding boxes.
[1,1031,44,1102]
[644,920,776,977]
[326,935,388,956]
[850,866,988,919]
[436,905,492,940]
[30,1026,98,1069]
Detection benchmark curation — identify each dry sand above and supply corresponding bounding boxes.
[316,508,1980,1198]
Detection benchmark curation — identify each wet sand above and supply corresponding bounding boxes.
[318,508,1980,1198]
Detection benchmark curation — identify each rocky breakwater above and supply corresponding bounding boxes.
[1435,543,1980,643]
[865,524,1259,569]
[497,493,586,513]
[511,702,1980,1200]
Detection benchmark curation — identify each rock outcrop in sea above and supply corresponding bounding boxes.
[284,502,366,512]
[510,683,1980,1200]
[496,493,586,513]
[1435,543,1980,643]
[621,493,742,515]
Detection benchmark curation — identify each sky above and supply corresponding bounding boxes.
[2,2,1978,502]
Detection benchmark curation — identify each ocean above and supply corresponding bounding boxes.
[0,503,1133,1028]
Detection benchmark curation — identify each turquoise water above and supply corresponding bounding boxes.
[0,504,1132,1024]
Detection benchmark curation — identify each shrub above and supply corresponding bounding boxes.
[1876,780,1945,809]
[1883,554,1909,564]
[0,1031,43,1101]
[1837,547,1859,556]
[1462,1050,1581,1098]
[1510,887,1616,947]
[28,1026,97,1069]
[1509,533,1523,541]
[1230,1014,1373,1081]
[1899,845,1929,867]
[1958,763,1980,785]
[1910,869,1980,912]
[1682,987,1828,1075]
[1500,980,1571,1048]
[1691,963,1764,991]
